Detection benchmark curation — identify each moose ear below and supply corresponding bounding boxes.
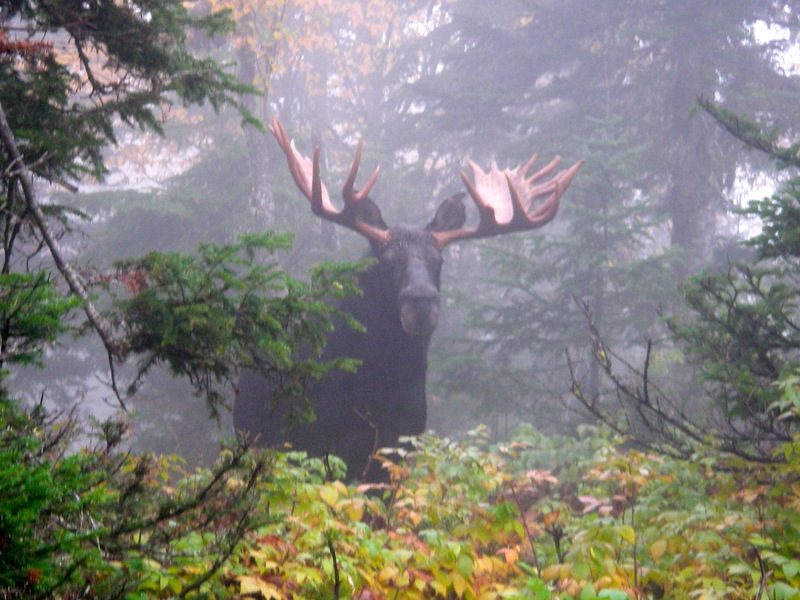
[357,197,389,230]
[426,192,467,233]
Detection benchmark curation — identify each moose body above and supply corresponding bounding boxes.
[235,225,452,481]
[233,117,582,481]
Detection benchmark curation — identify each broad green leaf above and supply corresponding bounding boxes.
[770,581,800,600]
[457,552,475,579]
[783,560,800,579]
[598,589,631,600]
[573,561,592,580]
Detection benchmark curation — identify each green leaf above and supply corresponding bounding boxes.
[573,561,592,580]
[769,582,800,600]
[783,560,800,579]
[457,552,474,579]
[598,589,631,600]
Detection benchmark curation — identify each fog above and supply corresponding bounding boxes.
[9,0,800,464]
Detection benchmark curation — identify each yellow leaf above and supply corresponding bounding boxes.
[451,572,467,597]
[239,576,261,594]
[650,539,667,562]
[542,563,562,581]
[430,579,448,596]
[475,556,496,575]
[332,480,349,497]
[618,525,636,545]
[378,565,399,584]
[343,498,365,521]
[497,546,519,565]
[319,484,339,507]
[239,576,284,599]
[542,510,561,526]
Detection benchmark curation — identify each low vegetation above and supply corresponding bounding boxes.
[4,395,800,599]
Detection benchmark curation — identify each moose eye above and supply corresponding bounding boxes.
[381,244,400,262]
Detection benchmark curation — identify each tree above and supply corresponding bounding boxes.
[1,2,250,182]
[1,1,466,458]
[394,0,800,272]
[1,1,249,361]
[199,0,451,230]
[429,112,682,436]
[374,0,800,436]
[0,2,369,419]
[570,99,800,462]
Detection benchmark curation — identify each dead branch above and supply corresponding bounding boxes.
[569,296,786,463]
[0,100,124,372]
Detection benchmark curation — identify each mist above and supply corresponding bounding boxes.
[9,0,800,464]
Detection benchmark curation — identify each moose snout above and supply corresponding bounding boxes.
[399,284,440,336]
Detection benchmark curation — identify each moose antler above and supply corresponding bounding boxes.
[269,115,390,247]
[431,153,584,248]
[270,116,583,249]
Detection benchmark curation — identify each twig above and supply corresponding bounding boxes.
[507,481,540,575]
[753,546,768,600]
[355,408,381,481]
[326,533,340,599]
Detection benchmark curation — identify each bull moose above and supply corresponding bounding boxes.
[233,116,582,481]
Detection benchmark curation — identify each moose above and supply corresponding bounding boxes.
[233,116,582,481]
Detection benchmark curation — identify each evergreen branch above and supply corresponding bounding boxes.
[698,95,800,169]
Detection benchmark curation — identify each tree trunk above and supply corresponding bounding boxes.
[662,15,718,278]
[237,45,274,229]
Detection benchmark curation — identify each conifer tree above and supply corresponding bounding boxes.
[0,2,361,414]
[570,100,800,461]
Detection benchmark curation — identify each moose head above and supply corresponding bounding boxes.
[269,116,583,333]
[233,117,583,481]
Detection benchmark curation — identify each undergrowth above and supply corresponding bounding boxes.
[2,399,799,599]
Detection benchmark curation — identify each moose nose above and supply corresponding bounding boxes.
[399,283,439,303]
[398,261,440,336]
[399,294,440,336]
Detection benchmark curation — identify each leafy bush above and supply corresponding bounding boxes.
[3,392,799,599]
[222,426,800,599]
[0,396,271,599]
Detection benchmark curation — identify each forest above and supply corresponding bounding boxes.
[2,0,800,598]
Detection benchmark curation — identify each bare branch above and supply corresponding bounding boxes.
[570,297,788,463]
[0,99,122,362]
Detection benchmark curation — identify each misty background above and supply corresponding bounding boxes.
[10,0,800,465]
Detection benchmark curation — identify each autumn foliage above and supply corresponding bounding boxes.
[5,402,800,599]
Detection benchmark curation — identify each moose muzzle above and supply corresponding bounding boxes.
[398,259,440,337]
